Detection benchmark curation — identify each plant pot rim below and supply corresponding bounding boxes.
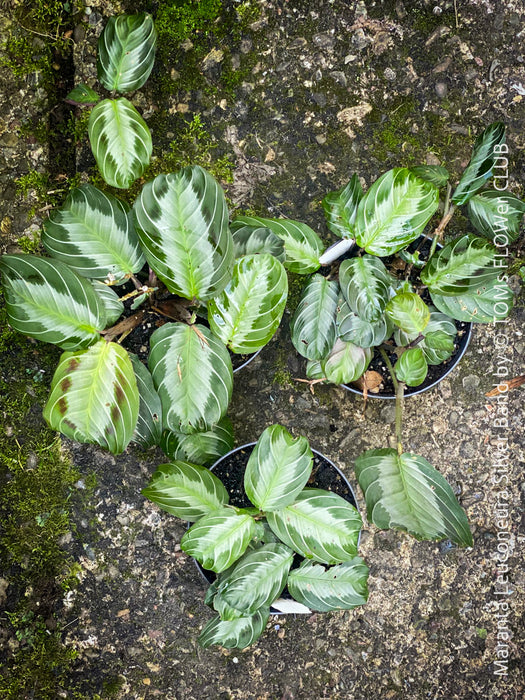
[192,440,361,615]
[342,320,473,399]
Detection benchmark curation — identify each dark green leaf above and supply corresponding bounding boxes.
[467,190,525,243]
[430,277,514,323]
[339,255,394,323]
[409,165,449,188]
[452,122,506,205]
[160,417,234,466]
[290,275,339,360]
[230,221,285,262]
[287,558,369,612]
[322,174,363,238]
[65,84,100,105]
[129,354,162,449]
[198,609,270,649]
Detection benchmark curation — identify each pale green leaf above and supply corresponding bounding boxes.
[43,340,139,454]
[322,174,363,238]
[339,255,394,323]
[322,338,372,384]
[452,122,506,205]
[88,97,152,189]
[65,84,100,105]
[148,322,233,434]
[290,274,339,360]
[337,298,392,348]
[394,310,457,365]
[394,347,428,387]
[385,292,430,335]
[355,448,473,546]
[234,215,323,274]
[134,167,233,300]
[90,281,124,325]
[467,190,525,243]
[160,417,234,467]
[355,168,439,255]
[409,165,449,188]
[266,489,362,564]
[287,558,369,612]
[244,424,313,511]
[230,221,285,262]
[0,254,105,350]
[208,254,288,353]
[42,184,145,282]
[420,235,497,295]
[181,507,255,572]
[97,13,157,93]
[198,609,270,649]
[142,461,229,521]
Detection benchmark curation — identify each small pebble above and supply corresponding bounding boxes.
[435,81,448,98]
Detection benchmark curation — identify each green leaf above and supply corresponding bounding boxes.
[219,543,293,615]
[322,339,372,384]
[305,359,327,381]
[430,277,514,323]
[97,13,157,93]
[385,292,430,335]
[244,424,313,511]
[287,558,369,612]
[409,165,449,188]
[43,340,139,454]
[0,254,105,350]
[134,167,233,300]
[198,609,270,649]
[266,489,362,564]
[129,354,162,449]
[42,184,145,282]
[88,97,152,189]
[452,122,506,205]
[337,299,392,348]
[142,461,229,521]
[355,168,439,255]
[230,221,285,262]
[339,255,394,323]
[148,322,233,434]
[234,215,323,274]
[322,174,363,238]
[89,281,124,325]
[394,347,428,387]
[420,235,497,295]
[208,254,288,354]
[290,274,339,360]
[160,417,234,467]
[65,84,100,105]
[181,507,255,573]
[354,448,473,546]
[395,310,457,365]
[467,190,525,243]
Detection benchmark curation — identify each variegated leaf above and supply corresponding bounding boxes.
[322,173,363,238]
[337,299,392,348]
[208,254,288,353]
[88,97,152,189]
[409,165,449,188]
[65,84,100,105]
[160,417,234,466]
[89,281,124,326]
[355,168,439,255]
[452,122,506,206]
[148,322,233,434]
[394,347,428,387]
[198,609,270,649]
[43,340,139,454]
[339,255,394,323]
[355,448,473,546]
[234,215,323,274]
[467,190,525,243]
[287,558,369,612]
[230,220,285,262]
[394,310,456,365]
[244,424,313,511]
[385,292,430,335]
[0,254,105,350]
[430,277,514,323]
[218,543,293,615]
[42,184,145,282]
[290,274,339,360]
[133,167,233,300]
[181,507,255,572]
[266,489,362,564]
[322,338,372,384]
[420,235,497,295]
[306,359,328,381]
[142,461,229,521]
[97,13,157,93]
[129,354,162,449]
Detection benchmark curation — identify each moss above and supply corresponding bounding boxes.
[155,0,223,64]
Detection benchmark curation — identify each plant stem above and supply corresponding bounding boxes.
[429,183,455,259]
[379,347,404,455]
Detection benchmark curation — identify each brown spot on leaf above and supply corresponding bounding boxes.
[60,377,72,393]
[111,404,121,423]
[67,357,81,372]
[57,397,68,415]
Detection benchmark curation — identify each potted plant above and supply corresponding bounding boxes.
[0,14,289,463]
[142,423,473,649]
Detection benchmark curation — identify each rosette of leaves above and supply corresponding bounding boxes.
[0,166,289,458]
[142,424,369,649]
[66,13,157,188]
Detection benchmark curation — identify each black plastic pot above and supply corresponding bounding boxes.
[193,442,360,614]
